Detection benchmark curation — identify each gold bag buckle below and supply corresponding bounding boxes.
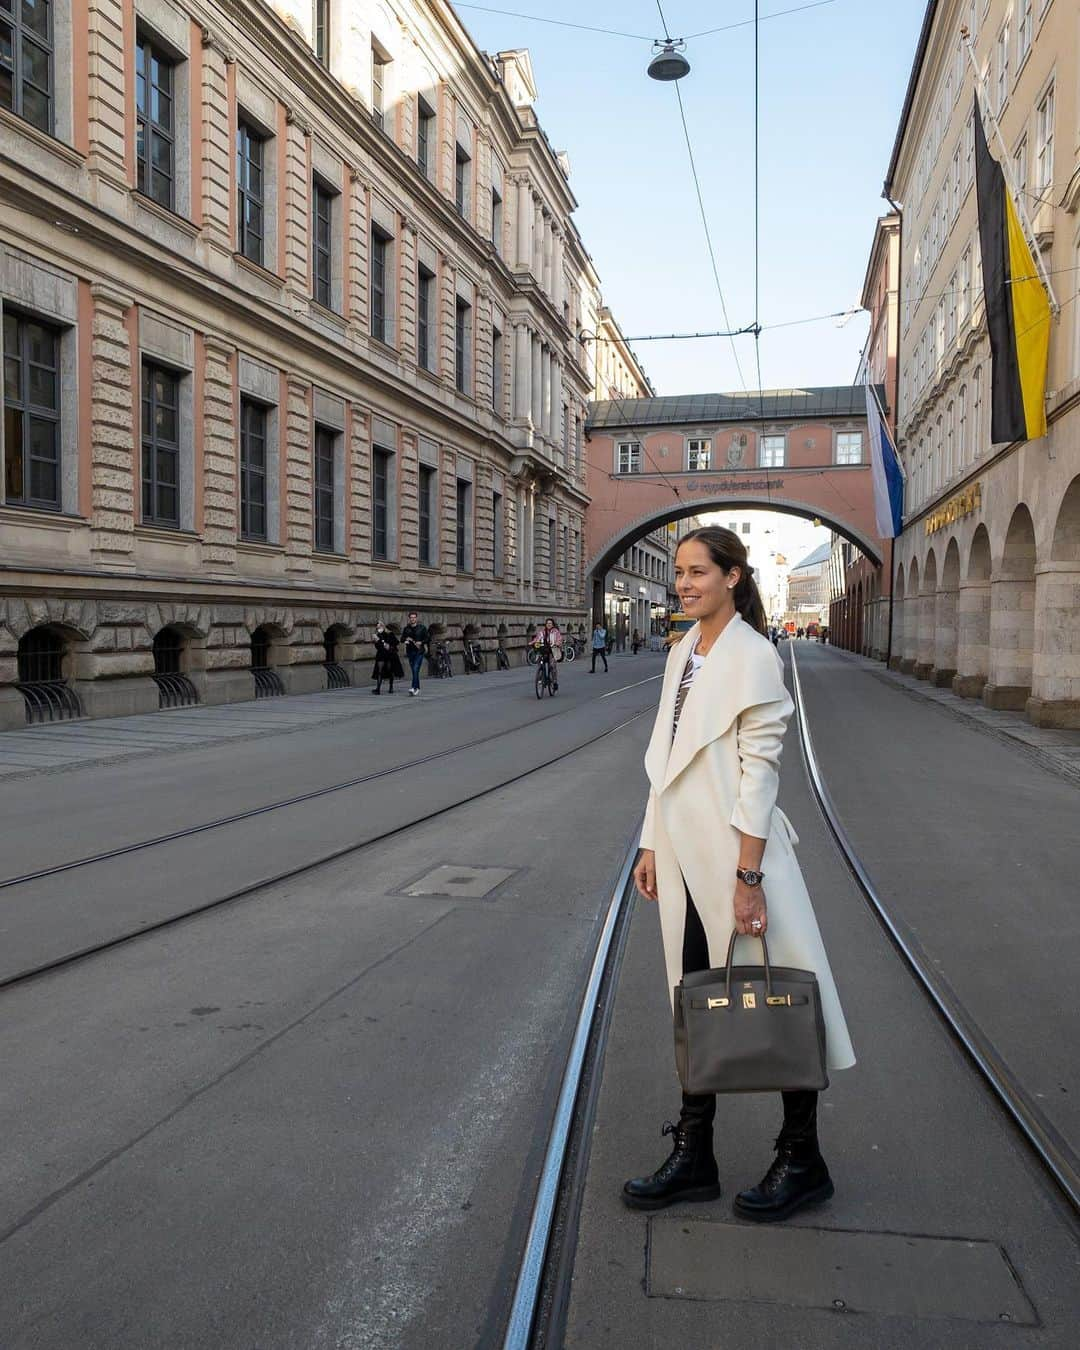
[766,994,792,1006]
[707,997,730,1009]
[742,991,757,1009]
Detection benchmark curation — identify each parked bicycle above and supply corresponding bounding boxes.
[432,640,454,678]
[495,641,511,671]
[463,638,486,673]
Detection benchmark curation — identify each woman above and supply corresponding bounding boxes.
[371,622,404,695]
[626,526,854,1221]
[532,618,563,690]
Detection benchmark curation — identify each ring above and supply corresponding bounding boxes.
[751,919,762,930]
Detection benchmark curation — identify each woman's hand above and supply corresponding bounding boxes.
[733,880,767,936]
[633,848,658,902]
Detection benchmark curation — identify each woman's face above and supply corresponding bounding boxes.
[674,539,738,622]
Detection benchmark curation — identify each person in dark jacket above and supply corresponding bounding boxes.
[371,623,404,694]
[400,611,429,696]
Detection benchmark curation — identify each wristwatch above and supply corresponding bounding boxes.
[736,867,764,887]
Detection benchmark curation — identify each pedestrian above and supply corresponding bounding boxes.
[797,626,805,640]
[371,622,404,695]
[590,622,609,673]
[401,610,429,697]
[631,628,641,655]
[625,525,855,1221]
[531,617,563,691]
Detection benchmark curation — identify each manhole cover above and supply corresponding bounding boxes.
[647,1220,1036,1324]
[401,864,516,899]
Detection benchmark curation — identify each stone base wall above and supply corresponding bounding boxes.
[0,592,587,729]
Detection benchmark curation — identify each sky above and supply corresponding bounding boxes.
[455,0,927,398]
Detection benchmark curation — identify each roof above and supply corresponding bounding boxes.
[587,386,873,429]
[790,542,832,573]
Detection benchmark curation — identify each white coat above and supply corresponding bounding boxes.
[640,614,855,1073]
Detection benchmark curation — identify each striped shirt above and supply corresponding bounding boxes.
[672,650,705,739]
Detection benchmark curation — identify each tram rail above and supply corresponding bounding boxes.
[0,706,650,994]
[503,641,1079,1349]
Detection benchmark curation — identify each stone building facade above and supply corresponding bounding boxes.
[0,1,635,727]
[886,0,1080,727]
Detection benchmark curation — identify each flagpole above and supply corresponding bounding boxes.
[960,28,1059,313]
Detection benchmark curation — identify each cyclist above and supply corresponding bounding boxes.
[532,618,563,692]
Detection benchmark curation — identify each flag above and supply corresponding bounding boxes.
[973,92,1051,443]
[864,381,904,539]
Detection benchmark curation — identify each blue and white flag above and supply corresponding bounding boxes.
[864,381,905,539]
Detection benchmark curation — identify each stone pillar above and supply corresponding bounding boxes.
[531,336,542,429]
[540,347,551,440]
[283,116,310,293]
[86,0,129,189]
[542,215,553,294]
[513,322,531,422]
[1026,563,1080,727]
[533,200,544,277]
[88,283,136,566]
[914,590,935,680]
[953,577,990,698]
[198,33,234,259]
[515,178,531,268]
[932,586,958,686]
[553,231,564,309]
[201,335,238,571]
[552,361,564,454]
[983,574,1035,710]
[283,378,313,575]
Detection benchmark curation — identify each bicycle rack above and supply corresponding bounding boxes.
[253,668,286,698]
[16,680,83,725]
[324,661,350,689]
[152,672,199,709]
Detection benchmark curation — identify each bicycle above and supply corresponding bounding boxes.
[432,640,454,678]
[495,643,510,670]
[463,639,486,673]
[534,648,557,698]
[563,639,577,662]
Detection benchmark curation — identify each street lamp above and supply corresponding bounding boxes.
[647,40,690,81]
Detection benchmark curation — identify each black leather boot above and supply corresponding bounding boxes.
[733,1090,833,1222]
[622,1097,721,1211]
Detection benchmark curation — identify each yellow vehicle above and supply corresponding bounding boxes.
[665,612,695,648]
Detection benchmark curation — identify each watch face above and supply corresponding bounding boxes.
[740,869,762,886]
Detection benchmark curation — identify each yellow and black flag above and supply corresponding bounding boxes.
[973,93,1051,443]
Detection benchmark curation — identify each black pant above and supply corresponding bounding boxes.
[591,649,608,672]
[681,890,817,1133]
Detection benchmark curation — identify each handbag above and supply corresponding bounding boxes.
[674,929,828,1094]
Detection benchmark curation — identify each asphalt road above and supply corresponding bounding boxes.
[0,655,663,1349]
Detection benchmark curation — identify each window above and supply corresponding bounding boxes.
[455,144,470,218]
[239,398,267,540]
[236,120,265,265]
[946,402,955,480]
[416,263,434,370]
[958,384,968,468]
[491,183,503,248]
[687,438,711,471]
[2,310,60,509]
[492,490,504,578]
[141,362,180,526]
[617,440,641,474]
[995,22,1009,114]
[416,95,434,178]
[836,432,862,465]
[314,425,336,552]
[135,35,175,210]
[759,435,785,467]
[456,478,471,571]
[1018,0,1033,65]
[372,446,391,559]
[951,145,962,218]
[946,274,957,346]
[1012,136,1027,196]
[958,247,971,328]
[973,366,983,452]
[314,0,329,67]
[370,225,389,343]
[741,522,751,536]
[313,179,334,309]
[371,46,387,130]
[491,325,503,411]
[455,296,471,394]
[418,463,435,566]
[1035,84,1054,197]
[0,0,52,132]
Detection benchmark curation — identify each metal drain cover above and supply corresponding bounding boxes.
[401,864,516,899]
[647,1220,1036,1324]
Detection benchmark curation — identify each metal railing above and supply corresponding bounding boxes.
[17,680,82,725]
[153,672,199,709]
[324,661,350,690]
[253,668,285,699]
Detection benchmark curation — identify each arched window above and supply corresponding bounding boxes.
[16,627,81,724]
[152,627,198,708]
[958,384,968,469]
[250,626,284,698]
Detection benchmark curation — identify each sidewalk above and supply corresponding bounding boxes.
[813,641,1080,788]
[0,652,649,780]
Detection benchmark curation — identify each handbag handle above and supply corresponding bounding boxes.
[723,929,773,1000]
